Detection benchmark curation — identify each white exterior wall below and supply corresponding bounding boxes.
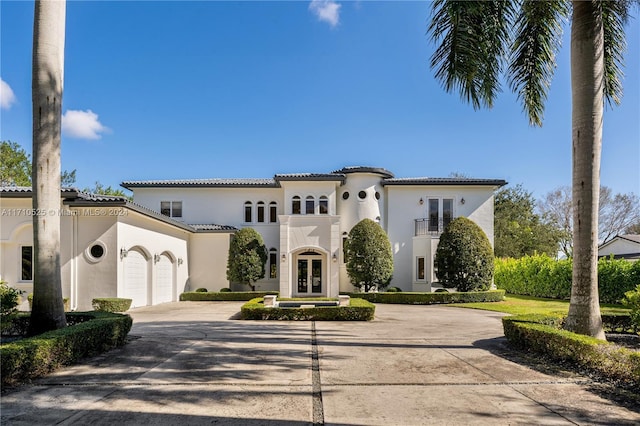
[386,186,496,291]
[116,211,190,307]
[188,232,232,291]
[599,238,640,260]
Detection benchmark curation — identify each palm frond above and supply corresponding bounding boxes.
[429,0,515,110]
[508,0,569,127]
[599,0,632,107]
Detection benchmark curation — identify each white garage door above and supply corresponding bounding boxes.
[123,250,148,308]
[155,254,174,304]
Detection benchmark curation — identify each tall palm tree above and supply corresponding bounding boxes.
[29,0,67,335]
[428,0,633,339]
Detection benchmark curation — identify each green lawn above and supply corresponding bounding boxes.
[451,294,630,316]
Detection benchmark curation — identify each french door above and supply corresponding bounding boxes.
[296,255,323,295]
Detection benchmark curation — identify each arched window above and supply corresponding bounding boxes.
[292,196,301,215]
[269,248,278,279]
[244,201,252,223]
[257,201,265,223]
[269,202,278,223]
[319,196,329,214]
[306,196,315,214]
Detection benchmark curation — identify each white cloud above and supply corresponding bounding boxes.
[62,109,110,140]
[0,78,17,110]
[309,0,341,28]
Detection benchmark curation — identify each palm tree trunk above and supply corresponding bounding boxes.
[29,0,67,335]
[564,1,605,340]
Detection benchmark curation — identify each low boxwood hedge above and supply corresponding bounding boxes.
[1,311,132,388]
[180,291,279,301]
[240,297,375,321]
[339,289,505,304]
[92,298,132,312]
[502,314,640,388]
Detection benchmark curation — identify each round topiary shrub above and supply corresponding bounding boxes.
[434,217,494,292]
[344,219,394,292]
[386,287,402,293]
[219,287,232,292]
[195,288,208,293]
[92,298,132,312]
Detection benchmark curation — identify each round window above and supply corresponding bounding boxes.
[358,190,367,200]
[375,191,381,200]
[90,244,105,258]
[342,192,350,200]
[85,241,107,263]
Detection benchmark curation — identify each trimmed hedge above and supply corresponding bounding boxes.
[1,311,132,388]
[241,298,375,321]
[495,255,640,304]
[502,314,640,388]
[339,290,505,304]
[92,298,132,312]
[180,291,279,301]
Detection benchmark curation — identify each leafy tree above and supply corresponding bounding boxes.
[434,217,494,292]
[494,184,562,258]
[1,141,32,186]
[344,219,394,292]
[427,0,635,339]
[540,185,640,257]
[1,140,76,187]
[226,228,267,291]
[83,181,130,199]
[29,0,68,335]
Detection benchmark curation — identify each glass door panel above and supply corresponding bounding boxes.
[297,259,308,293]
[311,259,322,293]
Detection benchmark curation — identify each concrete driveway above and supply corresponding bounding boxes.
[1,302,639,425]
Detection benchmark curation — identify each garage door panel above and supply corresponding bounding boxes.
[155,255,173,304]
[123,250,148,308]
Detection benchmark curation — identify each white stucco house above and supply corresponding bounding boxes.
[0,166,506,310]
[598,234,640,261]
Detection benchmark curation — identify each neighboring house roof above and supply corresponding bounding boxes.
[382,177,508,187]
[121,167,506,189]
[598,234,640,260]
[0,186,235,234]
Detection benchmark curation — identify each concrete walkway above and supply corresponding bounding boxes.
[1,302,639,425]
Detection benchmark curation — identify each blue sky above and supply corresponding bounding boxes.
[1,1,638,199]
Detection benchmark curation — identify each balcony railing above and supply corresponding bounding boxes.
[414,218,451,236]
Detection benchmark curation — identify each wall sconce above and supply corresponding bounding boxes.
[332,252,338,263]
[154,254,161,263]
[281,253,286,262]
[460,198,466,205]
[120,247,128,260]
[419,197,424,205]
[177,258,183,266]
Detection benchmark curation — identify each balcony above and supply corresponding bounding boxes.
[414,218,451,236]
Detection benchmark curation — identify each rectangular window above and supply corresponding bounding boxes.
[306,198,314,214]
[269,252,277,279]
[443,198,453,229]
[269,204,277,223]
[161,201,182,218]
[428,199,439,232]
[416,257,425,281]
[161,201,171,217]
[292,198,301,215]
[21,246,33,281]
[257,204,265,223]
[244,205,252,223]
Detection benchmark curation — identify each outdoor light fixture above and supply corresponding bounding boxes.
[281,254,286,262]
[460,198,466,205]
[332,253,338,263]
[419,197,424,205]
[120,247,128,260]
[154,254,161,263]
[177,258,183,266]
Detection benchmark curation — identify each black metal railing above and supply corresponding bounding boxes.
[414,218,451,236]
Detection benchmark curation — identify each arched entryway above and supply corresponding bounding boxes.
[293,250,326,297]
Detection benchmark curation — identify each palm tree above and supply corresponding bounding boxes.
[29,0,67,335]
[428,0,634,339]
